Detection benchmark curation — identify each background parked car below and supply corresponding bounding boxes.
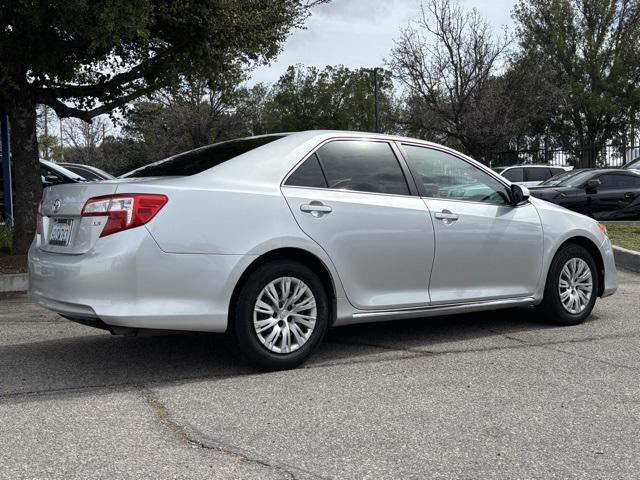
[623,157,640,172]
[1,160,84,222]
[59,163,114,181]
[40,159,86,187]
[493,165,572,187]
[529,169,640,220]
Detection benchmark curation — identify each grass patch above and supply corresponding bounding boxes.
[604,223,640,252]
[0,223,11,254]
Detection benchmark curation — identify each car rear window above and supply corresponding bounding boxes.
[525,168,552,182]
[122,135,286,178]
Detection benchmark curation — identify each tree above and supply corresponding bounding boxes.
[0,0,327,252]
[62,116,111,163]
[514,0,640,167]
[389,0,512,159]
[262,65,398,133]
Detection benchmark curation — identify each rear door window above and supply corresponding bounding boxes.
[525,168,551,182]
[315,141,410,195]
[284,154,328,188]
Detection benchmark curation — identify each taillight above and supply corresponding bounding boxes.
[36,202,43,235]
[81,194,168,237]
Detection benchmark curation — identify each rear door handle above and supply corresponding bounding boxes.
[434,210,459,222]
[624,192,636,199]
[300,202,332,217]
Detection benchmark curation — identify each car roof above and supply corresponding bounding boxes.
[185,130,499,188]
[40,159,85,181]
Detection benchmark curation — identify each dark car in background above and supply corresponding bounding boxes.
[59,163,114,181]
[529,169,640,220]
[623,157,640,172]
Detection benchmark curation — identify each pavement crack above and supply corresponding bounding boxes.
[482,328,639,372]
[139,385,326,480]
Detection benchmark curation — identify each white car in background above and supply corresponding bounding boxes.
[494,165,572,187]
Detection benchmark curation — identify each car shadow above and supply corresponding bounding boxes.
[0,307,569,402]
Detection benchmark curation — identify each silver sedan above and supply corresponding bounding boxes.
[29,131,618,370]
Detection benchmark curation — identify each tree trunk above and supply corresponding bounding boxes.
[7,91,41,254]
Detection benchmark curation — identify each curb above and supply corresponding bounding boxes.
[613,246,640,274]
[0,273,28,293]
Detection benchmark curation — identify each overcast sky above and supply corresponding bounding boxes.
[248,0,518,85]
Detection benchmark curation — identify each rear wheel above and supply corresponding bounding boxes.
[231,260,329,371]
[538,244,598,326]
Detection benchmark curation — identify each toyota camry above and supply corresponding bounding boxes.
[29,131,618,370]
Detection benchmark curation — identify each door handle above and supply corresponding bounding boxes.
[300,202,332,217]
[434,210,459,222]
[624,192,636,199]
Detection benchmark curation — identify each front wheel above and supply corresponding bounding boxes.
[537,244,599,326]
[231,260,329,371]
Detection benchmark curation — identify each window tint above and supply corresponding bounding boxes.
[550,167,566,175]
[315,141,410,195]
[123,135,285,178]
[402,145,511,205]
[285,154,328,188]
[66,167,101,181]
[599,173,639,190]
[502,168,524,182]
[525,167,551,182]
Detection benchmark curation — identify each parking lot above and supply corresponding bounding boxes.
[0,270,638,479]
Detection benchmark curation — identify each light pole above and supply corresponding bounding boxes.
[364,67,380,133]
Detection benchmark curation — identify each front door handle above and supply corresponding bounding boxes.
[301,202,332,217]
[434,210,459,223]
[624,192,636,199]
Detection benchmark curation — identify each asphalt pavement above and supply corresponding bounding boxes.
[1,270,639,479]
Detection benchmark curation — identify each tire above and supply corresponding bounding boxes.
[537,244,599,326]
[231,260,330,371]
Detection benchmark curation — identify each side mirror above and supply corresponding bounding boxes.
[510,184,530,206]
[585,179,600,194]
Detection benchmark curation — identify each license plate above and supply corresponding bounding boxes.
[49,219,74,246]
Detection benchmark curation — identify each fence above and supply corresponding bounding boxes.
[487,143,640,169]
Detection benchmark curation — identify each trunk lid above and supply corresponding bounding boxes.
[37,179,162,254]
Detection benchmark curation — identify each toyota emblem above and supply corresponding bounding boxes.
[53,199,61,212]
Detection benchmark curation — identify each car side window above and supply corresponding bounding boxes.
[284,154,328,188]
[41,166,67,187]
[598,174,634,190]
[525,168,551,182]
[502,168,524,182]
[550,167,565,176]
[402,145,511,205]
[315,141,410,195]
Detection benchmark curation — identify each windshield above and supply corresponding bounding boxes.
[623,157,640,170]
[122,135,286,178]
[492,167,506,174]
[544,170,596,187]
[539,169,581,186]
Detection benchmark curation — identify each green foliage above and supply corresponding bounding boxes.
[262,65,397,133]
[604,223,640,251]
[514,0,640,166]
[0,0,323,117]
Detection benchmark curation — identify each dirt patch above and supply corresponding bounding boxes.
[0,254,28,275]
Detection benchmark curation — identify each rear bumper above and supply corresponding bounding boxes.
[28,227,255,332]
